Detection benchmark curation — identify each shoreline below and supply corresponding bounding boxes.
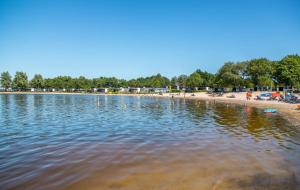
[1,91,300,125]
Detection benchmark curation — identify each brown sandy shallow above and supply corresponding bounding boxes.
[1,91,300,125]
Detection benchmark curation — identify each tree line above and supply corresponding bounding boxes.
[1,54,300,91]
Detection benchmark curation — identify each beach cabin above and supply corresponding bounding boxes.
[200,87,210,91]
[118,87,125,92]
[1,87,13,92]
[153,87,169,93]
[97,88,108,93]
[129,87,141,93]
[118,87,130,93]
[140,87,151,93]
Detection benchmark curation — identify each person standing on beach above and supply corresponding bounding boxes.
[246,91,252,100]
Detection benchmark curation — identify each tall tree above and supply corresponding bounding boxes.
[170,76,178,88]
[104,77,119,87]
[246,58,274,87]
[44,78,54,89]
[195,69,215,87]
[257,76,274,87]
[13,72,28,90]
[30,74,44,89]
[177,75,188,88]
[128,79,141,87]
[149,74,170,88]
[275,54,300,88]
[118,79,128,88]
[0,71,12,91]
[74,76,92,89]
[187,72,203,88]
[215,62,245,87]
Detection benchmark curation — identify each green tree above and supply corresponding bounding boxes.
[104,77,119,87]
[177,75,188,88]
[215,62,245,87]
[30,74,44,89]
[44,78,54,89]
[74,76,92,89]
[118,79,128,87]
[0,71,12,90]
[128,79,141,87]
[195,69,215,87]
[275,55,300,88]
[246,58,274,87]
[257,76,274,87]
[92,77,128,88]
[149,74,170,88]
[130,74,170,88]
[170,76,178,88]
[187,72,203,88]
[13,72,28,90]
[93,77,106,88]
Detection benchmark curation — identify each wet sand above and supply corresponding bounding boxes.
[63,142,298,190]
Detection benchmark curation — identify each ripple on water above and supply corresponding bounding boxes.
[0,94,299,190]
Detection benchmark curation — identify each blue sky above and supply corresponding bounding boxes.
[0,0,299,79]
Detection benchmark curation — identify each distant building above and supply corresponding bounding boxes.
[153,87,169,93]
[198,87,210,91]
[97,88,108,93]
[119,87,129,93]
[140,87,151,93]
[129,87,141,93]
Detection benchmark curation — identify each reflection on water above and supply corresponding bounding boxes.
[0,94,299,190]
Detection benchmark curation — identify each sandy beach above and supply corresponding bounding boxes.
[1,91,300,125]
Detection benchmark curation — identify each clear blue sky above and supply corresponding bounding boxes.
[1,0,299,79]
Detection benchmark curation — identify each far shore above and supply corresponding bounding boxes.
[1,91,300,125]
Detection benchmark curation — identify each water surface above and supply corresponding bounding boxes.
[0,94,299,190]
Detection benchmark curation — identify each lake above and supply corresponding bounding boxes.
[0,94,299,190]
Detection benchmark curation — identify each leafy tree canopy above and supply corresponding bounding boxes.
[187,72,203,88]
[30,74,44,89]
[2,54,300,90]
[275,54,300,87]
[13,72,28,90]
[1,71,12,90]
[215,62,245,87]
[246,58,274,86]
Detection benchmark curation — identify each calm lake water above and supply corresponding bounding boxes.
[0,94,299,190]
